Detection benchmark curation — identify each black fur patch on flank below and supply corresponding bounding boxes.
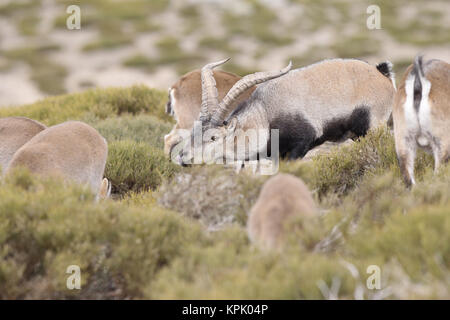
[314,107,370,146]
[269,114,317,159]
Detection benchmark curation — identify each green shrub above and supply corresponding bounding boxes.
[1,86,449,299]
[123,54,157,71]
[0,0,41,16]
[3,45,67,95]
[105,140,180,195]
[93,115,172,149]
[281,126,433,200]
[149,235,356,299]
[149,163,450,300]
[0,169,204,299]
[331,34,380,58]
[82,36,133,52]
[0,85,170,125]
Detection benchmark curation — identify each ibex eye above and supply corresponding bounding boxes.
[211,136,217,141]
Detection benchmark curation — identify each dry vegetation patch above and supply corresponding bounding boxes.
[0,85,449,299]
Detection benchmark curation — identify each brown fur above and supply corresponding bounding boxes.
[164,69,255,155]
[393,58,450,186]
[247,174,317,251]
[0,117,46,174]
[6,121,108,196]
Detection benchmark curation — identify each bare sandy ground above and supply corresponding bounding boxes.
[0,0,449,107]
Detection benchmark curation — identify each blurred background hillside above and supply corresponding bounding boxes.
[0,0,449,106]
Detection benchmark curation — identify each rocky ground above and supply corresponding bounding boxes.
[0,0,449,107]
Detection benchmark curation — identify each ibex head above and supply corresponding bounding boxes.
[176,59,292,166]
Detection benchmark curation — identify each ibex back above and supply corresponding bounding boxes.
[6,121,110,198]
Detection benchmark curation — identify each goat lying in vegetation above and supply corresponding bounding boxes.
[6,121,110,199]
[178,58,395,166]
[0,117,46,175]
[164,69,255,156]
[393,56,450,186]
[247,174,317,250]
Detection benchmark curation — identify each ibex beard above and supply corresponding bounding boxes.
[171,121,280,175]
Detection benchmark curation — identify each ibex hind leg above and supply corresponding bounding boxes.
[434,140,450,174]
[396,137,417,187]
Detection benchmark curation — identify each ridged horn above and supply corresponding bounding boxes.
[199,58,231,123]
[211,61,292,126]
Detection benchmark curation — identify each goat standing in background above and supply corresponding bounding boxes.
[247,174,317,251]
[393,56,450,186]
[164,69,255,156]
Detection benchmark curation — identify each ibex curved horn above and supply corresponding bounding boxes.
[211,61,292,126]
[199,58,231,123]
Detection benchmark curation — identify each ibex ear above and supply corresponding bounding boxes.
[226,118,237,133]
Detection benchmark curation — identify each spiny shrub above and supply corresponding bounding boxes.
[0,85,171,125]
[281,126,433,200]
[93,114,172,149]
[0,169,205,299]
[149,164,450,300]
[157,165,266,230]
[1,164,449,299]
[149,227,356,299]
[105,140,180,195]
[311,126,398,197]
[1,87,448,299]
[311,165,450,298]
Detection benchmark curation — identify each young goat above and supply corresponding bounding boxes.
[393,56,450,186]
[0,117,46,175]
[6,121,110,199]
[164,69,255,156]
[178,58,395,165]
[247,174,317,251]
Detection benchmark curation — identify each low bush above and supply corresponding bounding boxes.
[0,85,171,125]
[150,164,450,300]
[93,114,172,149]
[281,126,434,200]
[149,233,356,299]
[1,87,448,299]
[0,169,205,299]
[105,140,180,195]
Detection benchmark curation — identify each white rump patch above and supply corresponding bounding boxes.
[418,76,432,140]
[403,75,418,131]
